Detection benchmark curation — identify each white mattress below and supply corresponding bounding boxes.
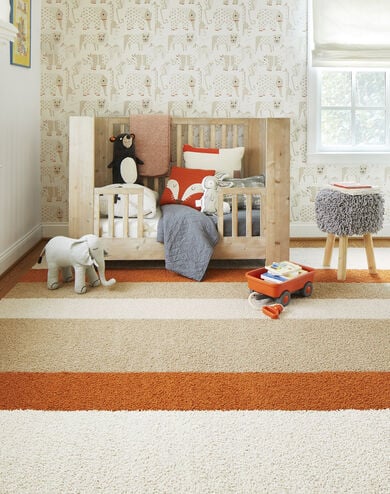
[100,208,161,238]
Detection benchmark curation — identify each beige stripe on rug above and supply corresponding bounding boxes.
[1,318,388,372]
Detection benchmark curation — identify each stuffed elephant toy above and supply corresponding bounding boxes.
[38,234,116,294]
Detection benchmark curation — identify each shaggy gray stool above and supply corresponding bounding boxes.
[315,188,384,280]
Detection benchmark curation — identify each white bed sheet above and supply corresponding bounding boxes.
[100,208,161,238]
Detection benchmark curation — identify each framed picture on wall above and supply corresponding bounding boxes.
[10,0,31,68]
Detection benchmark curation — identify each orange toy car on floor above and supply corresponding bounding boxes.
[246,264,315,307]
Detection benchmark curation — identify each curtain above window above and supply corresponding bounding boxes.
[0,0,17,46]
[311,0,390,67]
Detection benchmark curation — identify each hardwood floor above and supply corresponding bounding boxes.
[0,237,389,298]
[0,240,46,298]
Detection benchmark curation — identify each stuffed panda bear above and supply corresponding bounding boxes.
[107,133,144,184]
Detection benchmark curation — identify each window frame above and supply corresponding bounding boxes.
[308,66,390,164]
[307,1,390,166]
[308,67,390,165]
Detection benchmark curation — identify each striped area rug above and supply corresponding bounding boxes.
[1,266,389,493]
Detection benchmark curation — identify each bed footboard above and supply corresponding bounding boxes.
[94,185,268,261]
[93,186,165,260]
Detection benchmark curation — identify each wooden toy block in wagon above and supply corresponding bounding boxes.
[245,261,315,307]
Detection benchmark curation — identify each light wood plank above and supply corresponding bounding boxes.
[323,233,335,266]
[264,118,290,264]
[338,236,348,281]
[68,116,95,238]
[363,233,377,274]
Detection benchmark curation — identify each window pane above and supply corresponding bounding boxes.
[321,71,351,106]
[316,69,389,151]
[356,110,386,145]
[356,72,385,107]
[321,109,352,146]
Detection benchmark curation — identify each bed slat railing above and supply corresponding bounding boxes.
[170,118,253,177]
[94,187,145,238]
[199,126,205,147]
[217,187,265,238]
[122,195,129,237]
[176,124,183,167]
[246,195,253,237]
[210,125,216,147]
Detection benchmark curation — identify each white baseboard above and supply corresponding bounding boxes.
[290,222,390,238]
[289,223,327,238]
[41,222,68,238]
[0,225,42,277]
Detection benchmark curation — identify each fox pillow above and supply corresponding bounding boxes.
[159,167,215,210]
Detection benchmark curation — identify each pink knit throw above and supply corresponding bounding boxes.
[130,114,171,177]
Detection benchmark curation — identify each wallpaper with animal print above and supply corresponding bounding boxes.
[40,0,389,233]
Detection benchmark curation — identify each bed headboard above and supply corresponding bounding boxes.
[69,116,290,254]
[171,117,261,176]
[81,116,287,185]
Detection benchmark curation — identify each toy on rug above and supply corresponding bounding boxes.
[38,234,116,294]
[247,292,286,319]
[262,303,284,319]
[107,133,144,184]
[246,263,315,309]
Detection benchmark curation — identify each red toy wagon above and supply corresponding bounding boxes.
[245,263,315,306]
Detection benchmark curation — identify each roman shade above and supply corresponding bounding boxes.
[311,0,390,67]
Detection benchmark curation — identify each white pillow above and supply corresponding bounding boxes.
[99,184,158,218]
[183,144,244,178]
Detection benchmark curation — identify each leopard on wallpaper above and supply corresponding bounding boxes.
[40,0,389,233]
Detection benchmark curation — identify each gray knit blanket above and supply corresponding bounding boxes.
[315,189,384,236]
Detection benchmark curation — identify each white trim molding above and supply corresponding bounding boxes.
[0,224,42,276]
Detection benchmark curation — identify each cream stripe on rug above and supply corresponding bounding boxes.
[1,297,389,319]
[1,410,388,494]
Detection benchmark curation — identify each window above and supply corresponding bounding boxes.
[308,1,390,161]
[318,69,389,151]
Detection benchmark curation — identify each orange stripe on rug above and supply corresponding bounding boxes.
[0,372,388,411]
[20,269,390,283]
[314,269,390,283]
[21,268,251,283]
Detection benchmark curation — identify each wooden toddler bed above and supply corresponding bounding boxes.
[68,116,290,273]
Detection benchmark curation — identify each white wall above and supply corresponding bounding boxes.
[0,0,41,276]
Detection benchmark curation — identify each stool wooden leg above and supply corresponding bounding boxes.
[323,233,335,267]
[338,236,348,281]
[363,233,377,275]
